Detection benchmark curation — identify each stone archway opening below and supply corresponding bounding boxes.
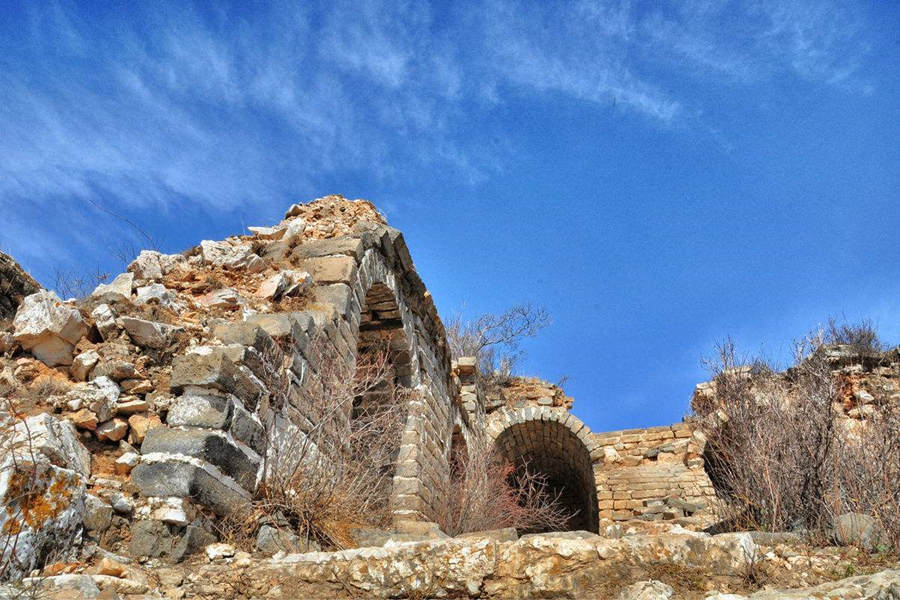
[354,282,421,520]
[495,420,599,533]
[355,283,414,417]
[449,425,468,481]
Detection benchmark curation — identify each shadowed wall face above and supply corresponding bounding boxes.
[495,420,599,533]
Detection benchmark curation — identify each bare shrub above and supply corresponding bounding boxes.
[699,337,836,535]
[52,266,109,300]
[223,334,409,551]
[436,436,572,536]
[824,316,883,354]
[446,304,550,383]
[827,397,900,550]
[699,325,899,550]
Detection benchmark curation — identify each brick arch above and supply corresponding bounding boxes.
[309,229,456,524]
[486,407,600,533]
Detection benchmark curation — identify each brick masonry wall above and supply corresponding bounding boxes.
[591,424,716,522]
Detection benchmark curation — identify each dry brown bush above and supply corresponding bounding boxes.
[824,316,884,354]
[698,325,899,551]
[51,266,109,300]
[435,435,572,537]
[223,334,409,551]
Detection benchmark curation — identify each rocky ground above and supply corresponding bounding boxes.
[1,522,898,599]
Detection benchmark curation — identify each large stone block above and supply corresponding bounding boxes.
[167,391,233,429]
[131,459,251,516]
[212,321,279,358]
[13,290,87,366]
[119,317,180,350]
[129,518,216,561]
[311,284,356,318]
[243,312,302,341]
[170,348,239,392]
[128,250,187,280]
[141,427,260,491]
[297,256,358,285]
[0,453,86,580]
[12,413,91,477]
[291,237,363,261]
[90,272,133,303]
[229,402,266,456]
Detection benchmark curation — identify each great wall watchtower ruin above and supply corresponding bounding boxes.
[3,196,898,598]
[3,195,717,546]
[122,195,716,530]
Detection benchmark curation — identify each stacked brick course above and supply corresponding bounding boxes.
[591,424,715,522]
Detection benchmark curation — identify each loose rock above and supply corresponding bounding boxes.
[13,290,88,366]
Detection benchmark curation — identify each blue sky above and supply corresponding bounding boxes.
[1,1,898,432]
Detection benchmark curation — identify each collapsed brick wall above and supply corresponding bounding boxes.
[591,424,716,522]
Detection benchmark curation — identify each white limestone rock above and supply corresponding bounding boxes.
[135,496,196,526]
[706,569,900,598]
[119,317,180,349]
[135,283,177,310]
[200,240,264,271]
[91,303,118,341]
[83,493,114,531]
[96,418,129,442]
[256,270,312,300]
[115,452,140,475]
[90,272,134,303]
[11,412,91,477]
[198,287,244,309]
[282,218,306,245]
[128,250,187,281]
[248,226,285,240]
[12,290,87,366]
[64,376,121,423]
[0,421,88,580]
[205,542,236,561]
[71,349,100,381]
[284,203,302,218]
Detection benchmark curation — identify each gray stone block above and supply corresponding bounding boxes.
[170,350,237,392]
[244,312,297,339]
[311,284,355,319]
[167,392,232,429]
[129,519,174,558]
[170,522,217,562]
[141,427,260,491]
[229,403,266,456]
[291,238,363,261]
[212,321,279,362]
[131,460,250,516]
[83,494,113,532]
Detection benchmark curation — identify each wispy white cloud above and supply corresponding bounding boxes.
[636,0,872,89]
[0,0,878,231]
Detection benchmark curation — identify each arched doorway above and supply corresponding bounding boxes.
[493,418,599,533]
[354,282,423,521]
